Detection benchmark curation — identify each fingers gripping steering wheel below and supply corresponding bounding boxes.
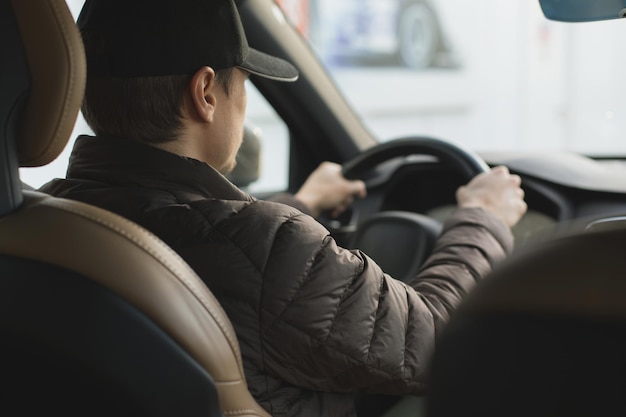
[341,136,490,283]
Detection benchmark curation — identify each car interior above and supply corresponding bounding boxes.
[235,0,626,269]
[3,0,626,416]
[0,0,268,415]
[425,2,626,416]
[426,224,626,417]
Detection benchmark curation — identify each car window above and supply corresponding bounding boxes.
[279,0,626,156]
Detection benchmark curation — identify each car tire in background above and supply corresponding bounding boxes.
[397,1,441,69]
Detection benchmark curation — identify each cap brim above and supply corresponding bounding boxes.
[238,48,299,82]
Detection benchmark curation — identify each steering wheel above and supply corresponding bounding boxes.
[343,136,489,180]
[341,136,490,283]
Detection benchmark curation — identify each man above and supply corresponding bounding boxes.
[40,0,527,415]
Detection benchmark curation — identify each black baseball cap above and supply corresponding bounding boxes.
[77,0,299,82]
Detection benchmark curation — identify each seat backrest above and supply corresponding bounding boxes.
[425,227,626,417]
[0,1,269,415]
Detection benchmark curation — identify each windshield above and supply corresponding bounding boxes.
[281,0,626,156]
[19,0,626,191]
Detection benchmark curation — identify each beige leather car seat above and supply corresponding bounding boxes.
[0,1,269,416]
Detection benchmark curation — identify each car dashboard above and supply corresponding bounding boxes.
[324,150,626,251]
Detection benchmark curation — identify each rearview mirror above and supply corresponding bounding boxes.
[539,0,626,22]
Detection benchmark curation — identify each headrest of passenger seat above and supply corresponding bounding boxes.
[12,0,85,167]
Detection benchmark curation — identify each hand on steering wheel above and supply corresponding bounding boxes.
[340,136,490,283]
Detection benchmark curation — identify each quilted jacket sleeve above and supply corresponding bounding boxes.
[259,206,513,395]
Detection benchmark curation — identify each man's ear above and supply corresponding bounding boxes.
[189,66,217,123]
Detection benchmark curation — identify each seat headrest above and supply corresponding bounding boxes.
[12,0,86,167]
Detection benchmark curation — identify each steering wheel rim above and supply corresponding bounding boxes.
[342,136,490,180]
[342,136,490,283]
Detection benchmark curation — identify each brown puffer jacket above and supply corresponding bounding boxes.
[41,135,514,417]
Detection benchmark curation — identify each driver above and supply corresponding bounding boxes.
[39,0,527,415]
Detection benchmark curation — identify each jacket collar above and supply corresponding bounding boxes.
[67,135,252,202]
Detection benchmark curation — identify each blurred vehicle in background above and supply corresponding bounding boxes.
[277,0,459,69]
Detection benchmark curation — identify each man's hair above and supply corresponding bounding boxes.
[81,67,235,144]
